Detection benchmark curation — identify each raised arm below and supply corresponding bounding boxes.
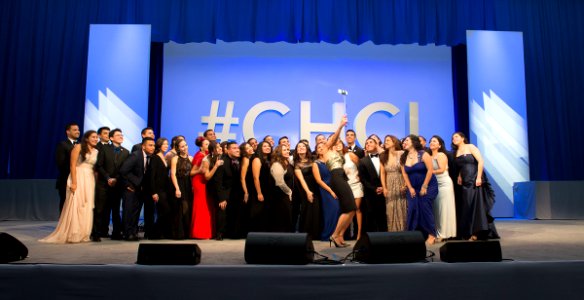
[324,115,348,150]
[204,157,221,181]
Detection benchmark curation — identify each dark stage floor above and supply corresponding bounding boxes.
[2,219,584,265]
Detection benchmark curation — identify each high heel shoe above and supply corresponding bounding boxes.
[329,236,349,248]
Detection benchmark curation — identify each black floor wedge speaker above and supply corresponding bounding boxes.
[440,240,502,262]
[353,231,426,264]
[137,243,201,265]
[0,232,28,263]
[244,232,314,265]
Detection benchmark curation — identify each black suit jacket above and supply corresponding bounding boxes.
[131,143,142,153]
[149,154,169,197]
[358,155,382,197]
[119,150,146,190]
[348,144,365,159]
[96,144,130,184]
[55,140,75,188]
[213,155,242,203]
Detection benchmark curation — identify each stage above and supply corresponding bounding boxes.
[2,219,584,299]
[2,219,584,264]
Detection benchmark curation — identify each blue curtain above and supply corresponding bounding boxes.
[1,0,583,180]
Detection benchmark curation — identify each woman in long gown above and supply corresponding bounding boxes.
[40,130,99,243]
[294,141,321,240]
[313,142,339,241]
[201,141,223,239]
[250,141,273,232]
[170,139,192,239]
[150,138,171,239]
[429,135,457,241]
[380,135,408,232]
[190,137,212,239]
[237,142,255,235]
[401,134,439,245]
[452,132,499,240]
[269,144,294,232]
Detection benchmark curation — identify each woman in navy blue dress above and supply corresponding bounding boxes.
[452,132,499,241]
[401,134,439,245]
[313,142,339,241]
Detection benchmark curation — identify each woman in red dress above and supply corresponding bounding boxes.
[190,136,213,239]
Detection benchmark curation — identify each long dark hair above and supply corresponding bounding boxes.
[292,140,313,167]
[400,134,423,165]
[430,135,447,154]
[255,141,272,165]
[380,135,401,165]
[154,137,168,155]
[80,130,97,162]
[207,140,220,168]
[451,131,469,151]
[271,144,289,168]
[239,142,252,159]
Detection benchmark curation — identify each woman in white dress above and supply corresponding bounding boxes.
[340,140,364,241]
[40,130,99,243]
[429,135,457,241]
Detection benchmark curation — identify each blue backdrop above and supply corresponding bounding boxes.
[0,0,583,182]
[161,41,454,148]
[467,31,530,217]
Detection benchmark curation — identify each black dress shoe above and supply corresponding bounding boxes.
[110,234,123,240]
[90,235,102,242]
[215,234,223,241]
[125,234,139,241]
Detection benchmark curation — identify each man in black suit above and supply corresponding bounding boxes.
[96,126,111,151]
[213,141,244,240]
[131,127,155,153]
[93,128,129,241]
[346,129,365,158]
[55,122,80,215]
[358,137,388,232]
[120,137,155,241]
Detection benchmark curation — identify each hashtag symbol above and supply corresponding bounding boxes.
[200,100,239,142]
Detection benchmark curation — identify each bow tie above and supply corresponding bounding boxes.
[370,153,379,158]
[114,147,122,154]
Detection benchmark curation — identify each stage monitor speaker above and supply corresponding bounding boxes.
[0,232,28,263]
[136,243,201,265]
[440,240,502,262]
[244,232,314,265]
[353,231,426,264]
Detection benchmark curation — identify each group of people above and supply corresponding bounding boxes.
[41,116,499,246]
